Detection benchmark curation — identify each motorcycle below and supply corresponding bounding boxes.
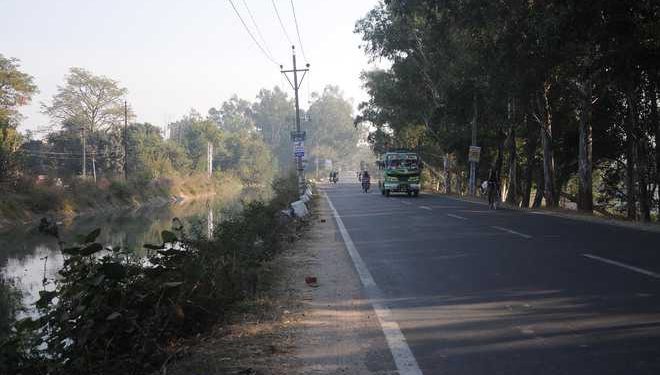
[362,179,371,193]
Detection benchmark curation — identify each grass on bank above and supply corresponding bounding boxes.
[0,173,243,225]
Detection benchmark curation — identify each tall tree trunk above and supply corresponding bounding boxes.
[444,153,451,194]
[532,168,544,208]
[505,127,518,205]
[652,80,660,220]
[539,82,557,207]
[522,113,538,208]
[494,129,505,177]
[577,80,594,213]
[638,141,651,222]
[625,88,638,220]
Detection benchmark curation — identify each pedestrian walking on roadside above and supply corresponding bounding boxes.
[486,170,499,210]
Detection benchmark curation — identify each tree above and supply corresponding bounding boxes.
[42,68,129,133]
[169,110,222,172]
[0,54,37,182]
[356,0,660,220]
[251,87,294,170]
[208,95,255,133]
[307,86,359,170]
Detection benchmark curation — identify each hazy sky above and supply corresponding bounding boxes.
[1,0,384,133]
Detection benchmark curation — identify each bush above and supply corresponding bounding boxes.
[108,180,132,202]
[28,185,65,213]
[10,173,299,375]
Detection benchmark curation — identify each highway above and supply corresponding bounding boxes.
[323,182,660,374]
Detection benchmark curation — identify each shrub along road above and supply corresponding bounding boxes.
[323,183,660,375]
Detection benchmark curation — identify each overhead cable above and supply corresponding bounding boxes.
[241,0,277,63]
[271,0,293,47]
[290,0,308,62]
[228,0,280,66]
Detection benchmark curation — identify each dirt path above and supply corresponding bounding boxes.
[161,193,395,374]
[285,194,395,374]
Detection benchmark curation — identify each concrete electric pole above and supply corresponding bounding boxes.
[281,45,310,194]
[124,100,128,181]
[81,125,86,179]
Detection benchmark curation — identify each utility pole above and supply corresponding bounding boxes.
[207,142,213,178]
[81,126,86,178]
[281,45,310,194]
[124,100,128,181]
[468,93,479,196]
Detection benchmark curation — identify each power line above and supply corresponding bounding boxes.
[241,0,277,63]
[271,0,293,47]
[228,0,280,66]
[290,0,308,62]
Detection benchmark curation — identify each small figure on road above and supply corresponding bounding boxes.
[329,170,339,184]
[361,171,371,193]
[486,170,499,210]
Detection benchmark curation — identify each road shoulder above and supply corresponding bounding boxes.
[161,193,395,374]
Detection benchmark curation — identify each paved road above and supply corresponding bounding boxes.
[323,182,660,375]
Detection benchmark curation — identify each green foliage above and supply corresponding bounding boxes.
[41,67,129,134]
[0,54,38,125]
[0,277,21,340]
[356,0,660,217]
[251,87,295,169]
[6,174,299,374]
[0,54,37,182]
[307,86,360,170]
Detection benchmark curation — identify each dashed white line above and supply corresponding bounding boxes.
[419,205,432,211]
[447,213,468,220]
[491,226,533,239]
[582,254,660,279]
[325,194,423,375]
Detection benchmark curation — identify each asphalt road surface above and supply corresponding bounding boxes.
[323,182,660,375]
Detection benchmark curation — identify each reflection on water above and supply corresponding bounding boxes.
[0,197,241,313]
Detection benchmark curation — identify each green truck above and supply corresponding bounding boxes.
[377,150,422,197]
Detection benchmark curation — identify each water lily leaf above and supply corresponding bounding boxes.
[62,246,81,255]
[162,281,184,288]
[36,290,57,309]
[92,274,106,286]
[161,230,177,243]
[15,317,42,331]
[101,262,126,280]
[106,312,122,321]
[80,243,103,256]
[84,228,101,243]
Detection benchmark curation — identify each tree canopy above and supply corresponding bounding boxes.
[356,0,660,221]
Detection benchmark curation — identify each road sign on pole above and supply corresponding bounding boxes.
[468,146,481,163]
[291,131,306,142]
[293,141,305,157]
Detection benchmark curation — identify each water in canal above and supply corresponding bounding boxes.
[0,196,245,316]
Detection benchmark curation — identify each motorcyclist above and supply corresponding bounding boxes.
[361,170,371,192]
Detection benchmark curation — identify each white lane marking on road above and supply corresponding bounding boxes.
[447,213,468,220]
[491,226,533,239]
[325,194,423,375]
[582,254,660,279]
[419,205,432,211]
[338,211,416,219]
